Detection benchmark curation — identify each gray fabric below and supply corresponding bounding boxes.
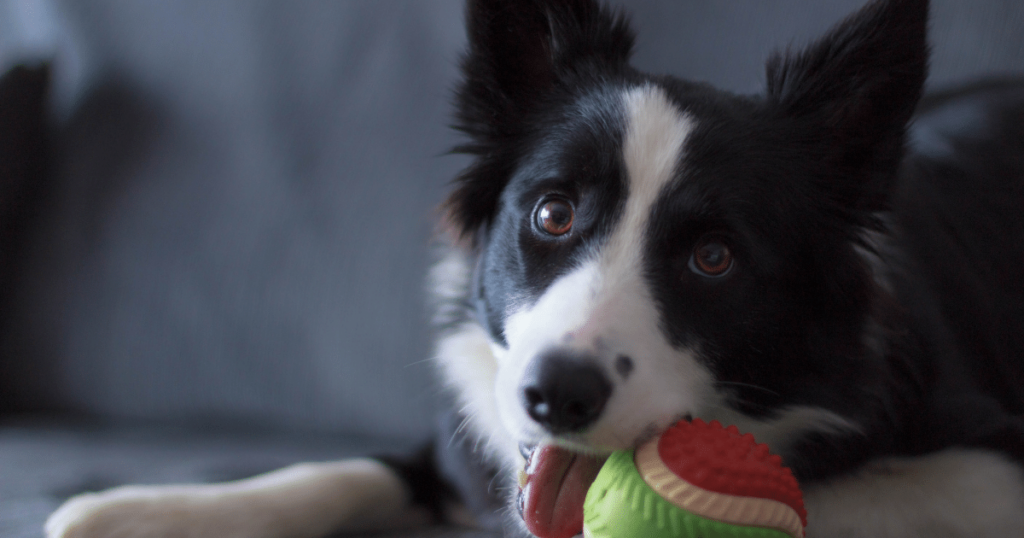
[1,0,469,438]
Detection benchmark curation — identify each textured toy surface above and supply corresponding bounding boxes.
[583,419,806,538]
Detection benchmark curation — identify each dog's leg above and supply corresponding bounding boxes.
[45,458,436,538]
[803,448,1024,537]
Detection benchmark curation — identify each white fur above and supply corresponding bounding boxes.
[45,459,430,538]
[429,245,524,469]
[617,84,692,252]
[436,320,522,469]
[804,449,1024,537]
[854,213,898,294]
[427,244,475,329]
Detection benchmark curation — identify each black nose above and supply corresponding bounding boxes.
[520,352,612,434]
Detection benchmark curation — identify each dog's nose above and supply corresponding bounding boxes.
[520,352,612,434]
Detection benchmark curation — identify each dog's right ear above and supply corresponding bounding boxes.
[447,0,633,241]
[765,0,928,216]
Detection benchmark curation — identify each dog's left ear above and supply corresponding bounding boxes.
[766,0,928,212]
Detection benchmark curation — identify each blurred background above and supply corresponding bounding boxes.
[0,1,1021,537]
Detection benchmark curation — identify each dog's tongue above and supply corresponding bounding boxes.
[521,445,605,538]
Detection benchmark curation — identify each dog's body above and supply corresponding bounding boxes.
[46,0,1024,537]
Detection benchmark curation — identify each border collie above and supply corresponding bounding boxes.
[46,0,1024,536]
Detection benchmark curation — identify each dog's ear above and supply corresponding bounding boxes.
[766,0,928,213]
[447,0,634,240]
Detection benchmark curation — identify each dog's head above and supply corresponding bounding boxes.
[447,0,927,460]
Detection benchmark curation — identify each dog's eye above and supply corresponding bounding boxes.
[534,198,575,236]
[689,238,733,278]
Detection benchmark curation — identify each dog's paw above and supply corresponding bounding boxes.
[45,485,219,538]
[43,459,427,538]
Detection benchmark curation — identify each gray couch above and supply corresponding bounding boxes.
[1,1,1022,537]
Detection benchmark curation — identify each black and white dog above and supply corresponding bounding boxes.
[46,0,1024,536]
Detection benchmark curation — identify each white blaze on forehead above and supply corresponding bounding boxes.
[552,84,696,344]
[616,84,694,259]
[567,84,694,343]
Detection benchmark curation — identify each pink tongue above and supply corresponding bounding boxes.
[522,446,605,538]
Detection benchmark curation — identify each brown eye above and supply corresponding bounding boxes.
[689,238,733,277]
[535,199,575,236]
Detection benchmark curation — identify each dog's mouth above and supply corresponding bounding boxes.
[516,443,607,538]
[514,415,694,537]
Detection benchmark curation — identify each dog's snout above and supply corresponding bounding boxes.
[520,352,612,434]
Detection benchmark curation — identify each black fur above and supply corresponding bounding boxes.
[409,0,1024,534]
[447,0,635,244]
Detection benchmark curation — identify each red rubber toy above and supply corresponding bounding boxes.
[582,418,807,538]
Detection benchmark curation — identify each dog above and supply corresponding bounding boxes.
[45,0,1024,536]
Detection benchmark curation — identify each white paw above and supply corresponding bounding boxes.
[45,485,219,538]
[43,459,426,538]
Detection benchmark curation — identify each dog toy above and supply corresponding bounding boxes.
[583,418,807,538]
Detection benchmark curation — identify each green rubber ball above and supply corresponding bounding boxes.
[583,450,792,538]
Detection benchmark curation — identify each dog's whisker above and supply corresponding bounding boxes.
[716,380,781,397]
[447,415,475,449]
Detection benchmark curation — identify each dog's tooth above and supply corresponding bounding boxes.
[517,469,529,488]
